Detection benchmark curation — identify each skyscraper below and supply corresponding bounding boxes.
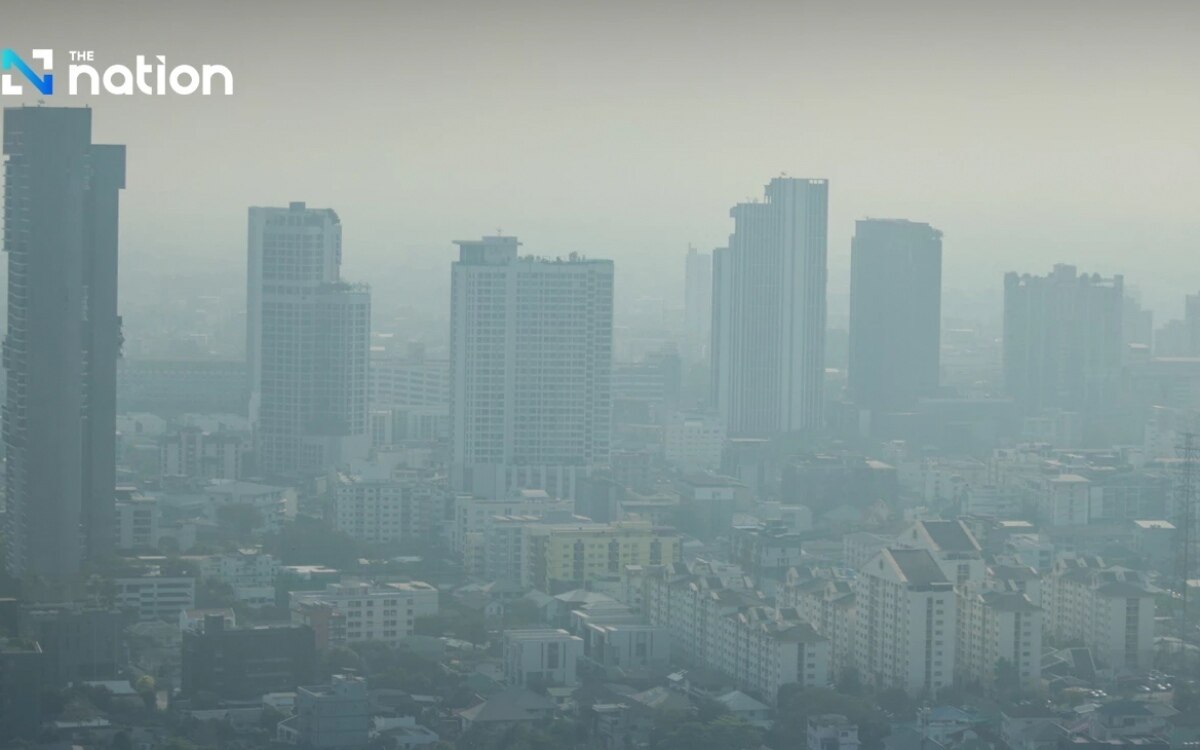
[1003,264,1123,414]
[247,202,370,479]
[711,177,829,437]
[449,237,613,499]
[2,107,125,583]
[848,219,943,413]
[683,246,712,364]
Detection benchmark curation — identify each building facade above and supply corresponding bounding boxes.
[711,177,829,437]
[3,106,125,583]
[449,236,613,499]
[247,202,370,479]
[848,219,942,414]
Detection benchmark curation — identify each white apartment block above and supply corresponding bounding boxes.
[896,519,986,587]
[715,605,832,703]
[632,561,829,704]
[451,489,573,555]
[855,548,956,695]
[664,412,725,473]
[784,571,857,678]
[503,629,583,687]
[290,581,438,647]
[334,474,442,544]
[1046,557,1155,672]
[957,590,1042,691]
[115,574,196,622]
[1042,474,1091,526]
[449,236,613,500]
[199,549,280,603]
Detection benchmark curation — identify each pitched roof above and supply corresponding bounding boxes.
[887,548,950,586]
[457,688,556,724]
[920,520,981,553]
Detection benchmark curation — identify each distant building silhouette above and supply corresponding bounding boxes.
[246,202,370,479]
[449,237,613,499]
[1003,264,1123,414]
[849,219,942,414]
[2,106,125,584]
[683,246,712,363]
[712,177,828,437]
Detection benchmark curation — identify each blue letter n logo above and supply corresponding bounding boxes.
[2,49,53,95]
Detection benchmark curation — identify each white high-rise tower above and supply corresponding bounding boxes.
[711,177,829,437]
[450,236,613,499]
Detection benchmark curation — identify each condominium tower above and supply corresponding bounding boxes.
[2,107,125,584]
[247,202,370,479]
[449,236,613,499]
[849,219,942,413]
[711,177,829,437]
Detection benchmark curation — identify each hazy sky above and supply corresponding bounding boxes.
[7,0,1200,322]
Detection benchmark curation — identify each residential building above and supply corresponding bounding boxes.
[2,106,125,583]
[957,590,1042,691]
[115,574,196,622]
[115,494,161,551]
[848,219,942,415]
[1045,557,1155,672]
[247,201,370,479]
[523,519,681,593]
[854,548,956,695]
[502,628,583,688]
[1003,265,1123,415]
[451,489,573,556]
[182,614,317,700]
[711,177,828,437]
[278,674,370,748]
[160,426,244,481]
[333,473,442,544]
[450,236,613,499]
[289,581,437,647]
[664,411,725,472]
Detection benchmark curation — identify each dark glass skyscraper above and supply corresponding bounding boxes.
[848,219,943,413]
[2,107,125,585]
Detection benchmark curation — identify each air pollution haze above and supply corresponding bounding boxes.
[3,2,1200,745]
[6,0,1200,320]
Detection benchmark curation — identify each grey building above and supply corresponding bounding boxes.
[18,603,125,688]
[711,177,829,437]
[849,219,942,413]
[1003,265,1123,414]
[2,106,125,583]
[247,202,370,479]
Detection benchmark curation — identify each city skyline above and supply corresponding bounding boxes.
[5,1,1200,319]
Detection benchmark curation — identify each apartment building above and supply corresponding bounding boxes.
[1046,557,1155,672]
[854,548,956,695]
[289,581,438,647]
[333,474,443,544]
[502,629,583,688]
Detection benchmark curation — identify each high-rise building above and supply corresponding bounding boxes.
[247,202,370,479]
[848,219,942,413]
[1003,265,1123,414]
[449,236,613,499]
[2,106,125,583]
[683,246,712,363]
[711,178,829,437]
